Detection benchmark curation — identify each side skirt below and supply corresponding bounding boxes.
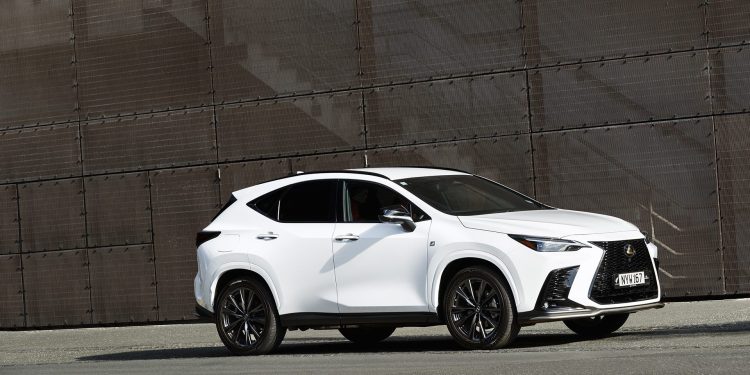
[280,312,442,330]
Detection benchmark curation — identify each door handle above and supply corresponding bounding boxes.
[256,232,279,240]
[334,234,359,242]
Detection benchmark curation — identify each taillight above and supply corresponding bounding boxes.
[196,231,221,248]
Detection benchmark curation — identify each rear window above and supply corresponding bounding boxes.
[278,180,337,223]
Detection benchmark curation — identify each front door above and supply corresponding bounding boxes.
[332,180,431,313]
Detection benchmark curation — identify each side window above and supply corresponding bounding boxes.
[344,180,429,223]
[278,180,337,223]
[249,188,286,220]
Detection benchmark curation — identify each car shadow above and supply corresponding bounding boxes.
[76,321,750,362]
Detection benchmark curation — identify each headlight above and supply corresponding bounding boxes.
[509,235,588,252]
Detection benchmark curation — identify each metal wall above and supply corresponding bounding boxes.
[1,0,748,327]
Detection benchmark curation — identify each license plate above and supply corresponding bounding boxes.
[614,271,647,288]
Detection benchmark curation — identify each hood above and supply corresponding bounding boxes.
[458,209,639,238]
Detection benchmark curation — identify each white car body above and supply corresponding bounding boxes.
[195,167,662,330]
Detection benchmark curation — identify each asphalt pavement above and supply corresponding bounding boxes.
[1,299,748,374]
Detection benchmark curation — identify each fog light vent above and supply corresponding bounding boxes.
[537,266,579,310]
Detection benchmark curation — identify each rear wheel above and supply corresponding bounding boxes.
[564,313,629,338]
[443,266,519,350]
[215,278,285,355]
[339,327,396,345]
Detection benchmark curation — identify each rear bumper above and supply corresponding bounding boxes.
[518,301,664,324]
[194,304,214,320]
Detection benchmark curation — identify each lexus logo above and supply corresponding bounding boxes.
[624,244,636,258]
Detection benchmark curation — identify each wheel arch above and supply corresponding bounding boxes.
[432,253,519,319]
[211,264,281,312]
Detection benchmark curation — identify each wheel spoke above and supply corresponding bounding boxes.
[454,311,474,327]
[244,321,251,345]
[225,310,243,319]
[478,316,487,339]
[455,288,475,307]
[470,314,479,341]
[248,304,264,315]
[465,280,476,304]
[228,295,244,314]
[481,289,498,307]
[247,320,262,338]
[231,321,243,342]
[245,290,255,313]
[480,312,497,329]
[476,280,486,306]
[238,289,246,314]
[224,316,243,332]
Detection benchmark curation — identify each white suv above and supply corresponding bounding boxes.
[194,167,663,355]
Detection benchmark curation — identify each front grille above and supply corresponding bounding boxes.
[589,239,658,304]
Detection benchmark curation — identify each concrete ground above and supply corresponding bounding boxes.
[0,299,748,374]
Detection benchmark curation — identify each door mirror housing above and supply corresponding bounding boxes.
[379,205,416,232]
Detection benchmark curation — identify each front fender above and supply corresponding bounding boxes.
[429,250,521,313]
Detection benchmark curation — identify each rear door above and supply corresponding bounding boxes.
[246,179,339,315]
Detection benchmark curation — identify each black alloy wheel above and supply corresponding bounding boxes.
[215,278,285,355]
[443,266,519,350]
[339,327,396,345]
[564,313,629,338]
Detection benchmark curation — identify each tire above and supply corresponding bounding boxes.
[442,266,519,350]
[339,327,396,345]
[215,278,285,355]
[564,313,629,338]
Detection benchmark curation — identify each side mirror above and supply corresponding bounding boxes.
[378,205,416,232]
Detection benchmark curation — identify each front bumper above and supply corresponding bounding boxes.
[518,301,665,324]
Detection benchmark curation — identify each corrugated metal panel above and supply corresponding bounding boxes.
[85,172,152,247]
[88,245,157,324]
[364,73,528,148]
[709,47,750,114]
[358,0,523,85]
[533,119,722,297]
[291,151,365,173]
[19,178,86,252]
[716,114,750,294]
[209,0,358,102]
[0,186,19,255]
[522,0,705,67]
[529,52,711,131]
[150,167,219,320]
[0,255,24,328]
[706,0,750,48]
[0,124,80,183]
[367,136,533,195]
[23,250,91,327]
[219,160,291,201]
[216,93,364,162]
[73,0,212,118]
[0,2,77,129]
[81,109,216,174]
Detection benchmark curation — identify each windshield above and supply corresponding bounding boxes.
[395,175,548,216]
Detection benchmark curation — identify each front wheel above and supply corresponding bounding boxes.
[564,313,629,338]
[443,266,519,350]
[339,327,396,345]
[215,278,285,355]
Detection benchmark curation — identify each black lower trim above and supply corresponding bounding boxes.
[518,301,664,324]
[194,304,214,319]
[280,312,441,329]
